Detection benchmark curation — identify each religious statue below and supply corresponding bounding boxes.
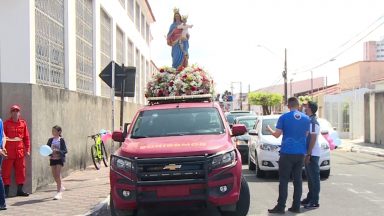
[167,8,192,69]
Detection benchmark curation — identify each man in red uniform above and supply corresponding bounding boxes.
[2,105,30,197]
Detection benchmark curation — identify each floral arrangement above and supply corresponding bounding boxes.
[145,65,214,98]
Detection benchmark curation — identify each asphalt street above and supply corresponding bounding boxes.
[102,150,384,216]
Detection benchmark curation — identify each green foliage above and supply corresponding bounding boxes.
[298,95,312,104]
[248,92,283,115]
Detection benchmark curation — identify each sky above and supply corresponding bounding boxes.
[147,0,384,94]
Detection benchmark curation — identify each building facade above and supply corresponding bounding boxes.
[0,0,157,193]
[363,39,384,61]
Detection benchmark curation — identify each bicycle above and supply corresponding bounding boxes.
[88,133,109,170]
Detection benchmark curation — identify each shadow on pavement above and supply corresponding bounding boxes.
[11,197,52,206]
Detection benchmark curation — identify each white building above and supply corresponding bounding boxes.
[0,0,156,103]
[0,0,157,192]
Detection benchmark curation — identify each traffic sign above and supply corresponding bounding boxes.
[99,61,136,97]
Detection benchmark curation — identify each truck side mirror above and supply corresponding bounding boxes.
[112,131,124,142]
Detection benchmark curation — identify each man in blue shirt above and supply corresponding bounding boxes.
[267,97,310,214]
[0,118,7,210]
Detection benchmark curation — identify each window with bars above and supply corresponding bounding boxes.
[135,2,140,31]
[100,9,112,97]
[146,22,150,44]
[127,0,134,20]
[116,27,124,65]
[119,0,125,8]
[141,13,145,38]
[135,49,140,103]
[127,39,134,66]
[35,0,65,88]
[76,0,93,94]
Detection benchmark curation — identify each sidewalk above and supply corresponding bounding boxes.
[338,138,384,157]
[2,166,110,216]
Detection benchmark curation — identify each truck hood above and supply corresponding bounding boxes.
[118,134,233,158]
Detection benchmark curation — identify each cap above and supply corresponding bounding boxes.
[307,101,318,114]
[10,105,21,112]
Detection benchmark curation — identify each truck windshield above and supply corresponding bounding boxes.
[131,107,225,138]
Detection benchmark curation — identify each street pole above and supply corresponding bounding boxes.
[283,48,288,105]
[311,70,313,97]
[240,82,242,110]
[290,79,293,97]
[248,84,251,111]
[111,61,115,153]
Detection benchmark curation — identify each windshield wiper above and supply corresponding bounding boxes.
[131,135,149,139]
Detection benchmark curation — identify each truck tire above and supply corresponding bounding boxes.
[248,152,256,171]
[110,195,137,216]
[320,169,330,179]
[220,176,250,216]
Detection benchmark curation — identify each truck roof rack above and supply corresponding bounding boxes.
[147,94,213,105]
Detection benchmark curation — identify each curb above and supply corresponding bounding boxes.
[344,145,384,157]
[84,196,110,216]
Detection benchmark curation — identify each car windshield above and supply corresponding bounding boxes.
[261,118,278,135]
[238,118,257,130]
[226,113,252,124]
[131,107,225,138]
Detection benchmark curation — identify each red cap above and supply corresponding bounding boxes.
[10,105,21,111]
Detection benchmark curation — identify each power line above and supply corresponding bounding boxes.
[294,13,384,75]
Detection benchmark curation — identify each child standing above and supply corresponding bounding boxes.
[47,125,67,200]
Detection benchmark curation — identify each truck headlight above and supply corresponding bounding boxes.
[111,155,135,172]
[210,150,236,170]
[260,143,280,152]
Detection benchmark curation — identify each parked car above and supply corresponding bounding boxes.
[318,118,342,148]
[110,95,250,216]
[233,116,258,163]
[225,111,255,128]
[248,115,331,179]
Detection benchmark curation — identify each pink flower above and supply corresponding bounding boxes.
[191,86,197,91]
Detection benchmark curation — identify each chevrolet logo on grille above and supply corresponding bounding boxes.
[163,164,182,171]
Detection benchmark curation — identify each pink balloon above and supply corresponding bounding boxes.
[101,133,112,143]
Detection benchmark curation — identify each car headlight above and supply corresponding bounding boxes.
[111,155,135,172]
[260,143,280,152]
[236,139,248,146]
[321,142,330,150]
[210,150,236,170]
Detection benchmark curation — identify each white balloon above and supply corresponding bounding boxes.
[39,145,53,157]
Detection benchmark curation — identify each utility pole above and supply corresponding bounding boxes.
[248,84,251,111]
[311,70,313,97]
[290,78,293,97]
[283,48,288,105]
[239,82,243,110]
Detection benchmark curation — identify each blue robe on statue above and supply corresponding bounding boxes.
[167,22,189,69]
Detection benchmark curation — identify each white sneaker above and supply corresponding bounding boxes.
[60,186,66,192]
[53,192,62,200]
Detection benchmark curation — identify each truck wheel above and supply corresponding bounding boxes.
[248,152,256,171]
[220,176,250,216]
[110,195,137,216]
[320,169,330,179]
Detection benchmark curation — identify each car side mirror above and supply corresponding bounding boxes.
[232,124,247,136]
[112,131,124,142]
[248,129,258,136]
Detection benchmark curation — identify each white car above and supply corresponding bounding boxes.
[248,115,331,178]
[318,118,342,148]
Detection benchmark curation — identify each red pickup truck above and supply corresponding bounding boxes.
[110,95,250,216]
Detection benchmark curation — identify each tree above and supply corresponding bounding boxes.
[248,92,283,115]
[298,95,312,104]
